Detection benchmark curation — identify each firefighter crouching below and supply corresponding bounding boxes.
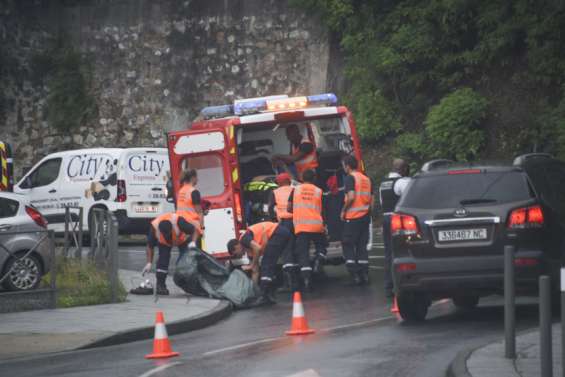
[268,173,296,291]
[226,221,291,305]
[341,156,374,285]
[288,169,328,291]
[142,213,201,295]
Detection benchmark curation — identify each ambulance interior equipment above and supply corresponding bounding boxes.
[168,93,365,258]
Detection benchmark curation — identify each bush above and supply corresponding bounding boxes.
[44,257,127,308]
[32,42,96,132]
[425,88,488,161]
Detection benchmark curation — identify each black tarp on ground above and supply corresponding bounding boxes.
[173,248,261,308]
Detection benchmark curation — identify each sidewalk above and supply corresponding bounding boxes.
[0,269,231,360]
[449,324,563,377]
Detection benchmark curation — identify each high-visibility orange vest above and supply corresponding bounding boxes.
[273,185,293,220]
[292,136,318,180]
[177,183,200,223]
[244,222,279,251]
[151,213,188,247]
[344,171,372,220]
[293,183,324,234]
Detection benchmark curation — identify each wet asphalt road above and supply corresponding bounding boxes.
[2,236,540,377]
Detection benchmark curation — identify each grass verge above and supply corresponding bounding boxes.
[44,257,127,308]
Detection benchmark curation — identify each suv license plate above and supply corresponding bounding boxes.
[438,228,487,242]
[134,205,159,214]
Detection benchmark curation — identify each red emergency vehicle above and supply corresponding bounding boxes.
[0,141,14,192]
[167,93,368,259]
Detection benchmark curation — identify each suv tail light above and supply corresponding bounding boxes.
[507,205,544,229]
[391,213,420,236]
[25,206,47,228]
[116,180,127,202]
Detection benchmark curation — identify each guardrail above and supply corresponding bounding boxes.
[0,229,56,312]
[63,206,83,259]
[89,208,120,303]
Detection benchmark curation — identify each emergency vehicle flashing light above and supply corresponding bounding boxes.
[200,93,338,119]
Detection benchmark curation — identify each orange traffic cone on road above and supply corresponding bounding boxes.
[390,296,399,314]
[145,311,180,359]
[286,292,315,336]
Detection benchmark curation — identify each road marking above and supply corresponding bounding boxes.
[369,255,384,259]
[139,362,182,377]
[202,336,283,357]
[201,316,394,358]
[369,266,384,270]
[286,369,321,377]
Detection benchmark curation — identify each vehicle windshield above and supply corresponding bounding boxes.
[399,171,533,209]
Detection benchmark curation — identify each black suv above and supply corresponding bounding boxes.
[392,154,565,321]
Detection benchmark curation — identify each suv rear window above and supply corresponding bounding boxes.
[399,171,533,209]
[0,197,19,218]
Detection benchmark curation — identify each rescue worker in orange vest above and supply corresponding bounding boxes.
[226,221,291,305]
[288,169,328,291]
[341,155,374,285]
[271,124,318,182]
[142,213,200,295]
[177,169,203,230]
[268,173,297,290]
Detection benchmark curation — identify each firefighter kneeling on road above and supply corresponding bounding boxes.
[341,155,374,285]
[142,213,202,295]
[226,221,291,305]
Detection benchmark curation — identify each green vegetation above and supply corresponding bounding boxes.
[31,42,96,132]
[44,257,127,308]
[290,0,565,164]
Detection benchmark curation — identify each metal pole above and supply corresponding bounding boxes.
[49,230,57,308]
[540,275,553,377]
[76,207,83,259]
[63,207,69,258]
[505,245,516,359]
[109,212,119,303]
[561,268,565,377]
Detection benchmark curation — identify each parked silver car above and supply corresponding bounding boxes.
[0,192,51,291]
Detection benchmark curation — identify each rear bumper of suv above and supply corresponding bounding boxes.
[393,249,543,298]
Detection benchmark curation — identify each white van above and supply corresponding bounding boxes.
[14,148,174,234]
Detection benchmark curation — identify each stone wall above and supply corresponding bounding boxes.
[0,0,333,178]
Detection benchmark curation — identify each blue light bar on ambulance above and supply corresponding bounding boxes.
[200,104,233,119]
[233,95,288,116]
[199,93,339,119]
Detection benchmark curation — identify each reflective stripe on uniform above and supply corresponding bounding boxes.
[293,203,321,210]
[301,267,313,271]
[294,219,324,225]
[177,207,196,212]
[345,260,356,264]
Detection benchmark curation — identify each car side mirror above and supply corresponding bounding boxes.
[20,176,33,189]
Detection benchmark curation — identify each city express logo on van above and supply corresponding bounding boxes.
[67,155,117,180]
[128,155,166,181]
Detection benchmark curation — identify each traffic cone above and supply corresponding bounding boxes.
[145,311,180,359]
[390,296,399,314]
[286,291,315,336]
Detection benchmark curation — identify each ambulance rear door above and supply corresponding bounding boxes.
[168,127,238,258]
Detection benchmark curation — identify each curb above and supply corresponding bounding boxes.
[79,300,232,349]
[446,346,474,377]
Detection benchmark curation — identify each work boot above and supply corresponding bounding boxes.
[359,271,370,285]
[257,280,276,306]
[301,270,313,292]
[156,285,170,295]
[279,269,293,293]
[312,255,326,277]
[156,271,170,295]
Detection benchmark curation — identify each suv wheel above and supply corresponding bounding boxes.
[2,253,43,291]
[397,293,429,322]
[452,295,479,310]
